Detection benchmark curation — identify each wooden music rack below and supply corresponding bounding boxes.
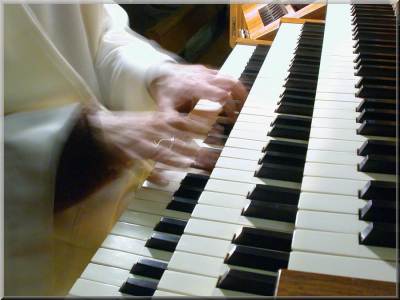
[230,3,326,47]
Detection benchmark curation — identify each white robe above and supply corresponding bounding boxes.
[4,3,173,296]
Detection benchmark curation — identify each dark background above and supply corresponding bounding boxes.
[121,4,232,68]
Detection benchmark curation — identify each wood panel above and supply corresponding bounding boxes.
[275,269,397,296]
[229,4,248,47]
[146,5,220,54]
[230,3,326,45]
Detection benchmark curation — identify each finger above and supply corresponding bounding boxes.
[170,139,200,157]
[192,84,231,104]
[191,147,220,172]
[152,144,195,168]
[169,114,211,136]
[212,76,248,103]
[224,98,238,120]
[147,169,170,186]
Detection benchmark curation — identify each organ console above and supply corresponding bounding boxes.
[69,3,397,297]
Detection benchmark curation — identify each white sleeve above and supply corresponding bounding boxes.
[94,4,175,112]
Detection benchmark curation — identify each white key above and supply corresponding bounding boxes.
[306,149,361,165]
[102,234,172,261]
[236,113,271,124]
[316,91,358,102]
[289,251,396,282]
[153,290,187,296]
[211,168,301,190]
[80,263,129,287]
[91,248,163,271]
[168,251,224,278]
[69,279,122,297]
[135,188,172,203]
[298,192,365,215]
[308,138,360,153]
[157,270,217,296]
[304,162,396,182]
[233,121,268,133]
[302,174,365,196]
[221,146,261,161]
[295,210,368,234]
[313,100,358,111]
[199,191,249,209]
[312,118,357,129]
[127,199,190,220]
[229,129,267,142]
[205,178,252,196]
[292,229,396,261]
[184,218,240,241]
[192,203,294,232]
[111,222,153,241]
[119,210,162,228]
[224,138,265,152]
[176,234,231,258]
[216,156,258,172]
[220,44,255,78]
[312,108,357,120]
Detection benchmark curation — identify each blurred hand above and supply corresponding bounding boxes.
[88,110,210,176]
[149,62,248,119]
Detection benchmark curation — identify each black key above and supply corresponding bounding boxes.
[233,227,292,252]
[280,93,315,105]
[173,186,202,200]
[219,122,234,136]
[359,222,396,248]
[247,184,300,206]
[359,200,396,223]
[130,258,167,280]
[355,64,396,78]
[354,57,395,70]
[225,245,289,272]
[356,108,396,123]
[145,232,179,252]
[288,63,320,74]
[242,200,297,223]
[283,87,316,97]
[268,124,310,140]
[354,51,396,62]
[356,99,396,112]
[284,77,318,89]
[275,102,314,116]
[154,217,187,235]
[293,48,322,58]
[357,120,395,137]
[358,181,396,201]
[180,173,209,189]
[355,76,395,90]
[258,151,305,167]
[262,139,308,155]
[166,197,197,213]
[119,277,157,296]
[357,140,396,156]
[271,114,312,127]
[357,154,395,174]
[255,162,304,182]
[217,269,276,296]
[356,84,395,99]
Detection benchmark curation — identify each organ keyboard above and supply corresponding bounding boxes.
[69,3,397,297]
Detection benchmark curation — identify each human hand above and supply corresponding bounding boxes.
[87,110,210,174]
[148,62,248,119]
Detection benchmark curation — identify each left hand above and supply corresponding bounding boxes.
[148,62,248,119]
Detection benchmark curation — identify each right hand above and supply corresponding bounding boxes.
[87,110,211,179]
